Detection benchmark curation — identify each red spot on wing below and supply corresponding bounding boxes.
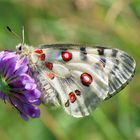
[39,54,46,61]
[69,92,76,103]
[34,49,46,61]
[34,49,43,54]
[61,51,72,62]
[45,62,53,70]
[46,72,55,80]
[80,73,92,86]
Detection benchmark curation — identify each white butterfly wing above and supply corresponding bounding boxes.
[38,63,108,117]
[32,44,135,117]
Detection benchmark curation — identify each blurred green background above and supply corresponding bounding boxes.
[0,0,140,140]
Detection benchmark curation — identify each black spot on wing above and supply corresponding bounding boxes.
[97,47,105,55]
[65,100,70,107]
[112,49,118,57]
[80,47,86,52]
[80,47,87,60]
[100,57,106,67]
[75,90,81,96]
[59,48,68,51]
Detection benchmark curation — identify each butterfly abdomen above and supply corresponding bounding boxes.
[35,72,60,107]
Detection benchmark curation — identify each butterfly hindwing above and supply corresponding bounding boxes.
[38,65,108,117]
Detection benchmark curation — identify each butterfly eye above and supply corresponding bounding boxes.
[18,46,22,51]
[16,44,23,52]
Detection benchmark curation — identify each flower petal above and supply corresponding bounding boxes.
[25,83,37,90]
[15,57,28,70]
[21,74,35,84]
[3,52,16,61]
[0,91,4,99]
[24,105,40,118]
[20,112,29,121]
[15,65,28,76]
[4,58,17,79]
[31,99,41,105]
[24,89,41,103]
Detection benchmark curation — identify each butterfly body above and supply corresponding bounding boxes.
[16,43,136,117]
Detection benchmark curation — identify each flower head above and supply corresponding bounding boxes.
[0,51,41,120]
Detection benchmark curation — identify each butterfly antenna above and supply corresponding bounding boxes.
[22,26,25,44]
[6,26,22,43]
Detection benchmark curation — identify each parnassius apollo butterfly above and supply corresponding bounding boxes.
[15,42,136,118]
[9,23,135,118]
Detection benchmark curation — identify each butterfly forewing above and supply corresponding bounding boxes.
[28,44,136,117]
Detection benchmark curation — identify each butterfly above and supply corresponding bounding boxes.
[6,25,136,118]
[15,42,136,118]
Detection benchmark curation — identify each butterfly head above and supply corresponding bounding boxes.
[16,43,30,55]
[16,43,38,65]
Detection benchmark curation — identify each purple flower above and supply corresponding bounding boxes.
[0,51,41,121]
